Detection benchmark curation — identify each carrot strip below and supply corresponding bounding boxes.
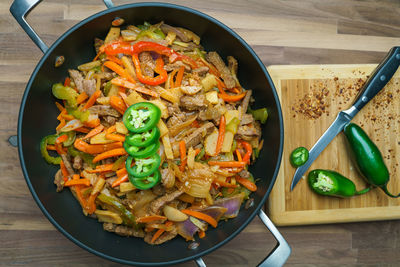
[74,139,123,154]
[64,77,71,87]
[47,145,57,151]
[92,148,127,163]
[83,90,101,110]
[116,168,128,178]
[110,95,127,115]
[235,149,243,162]
[180,209,218,228]
[76,92,89,104]
[64,178,91,187]
[208,161,246,168]
[106,55,123,66]
[56,119,66,131]
[56,134,68,143]
[174,66,185,87]
[198,230,205,239]
[60,161,69,181]
[84,124,104,139]
[111,173,128,188]
[151,229,165,243]
[213,180,238,188]
[111,77,159,98]
[136,215,167,223]
[104,61,135,83]
[84,118,101,128]
[118,92,130,108]
[61,113,75,121]
[55,102,65,112]
[236,176,257,192]
[215,115,226,155]
[55,143,67,155]
[179,140,187,172]
[105,125,125,142]
[74,186,87,209]
[75,127,90,133]
[87,164,114,173]
[216,78,246,102]
[194,148,201,156]
[85,193,98,214]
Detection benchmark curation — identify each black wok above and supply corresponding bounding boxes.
[10,0,290,265]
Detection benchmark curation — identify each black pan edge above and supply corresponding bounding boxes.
[17,2,284,266]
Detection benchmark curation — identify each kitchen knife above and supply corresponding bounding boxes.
[290,47,400,191]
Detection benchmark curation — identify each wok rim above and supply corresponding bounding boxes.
[17,2,284,266]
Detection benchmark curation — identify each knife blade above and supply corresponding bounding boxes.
[290,46,400,191]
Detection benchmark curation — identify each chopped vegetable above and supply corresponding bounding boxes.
[290,146,309,167]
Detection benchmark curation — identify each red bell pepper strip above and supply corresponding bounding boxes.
[104,41,197,69]
[239,141,253,164]
[131,54,168,86]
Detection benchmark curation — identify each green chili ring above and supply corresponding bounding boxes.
[128,170,161,190]
[126,154,161,178]
[290,146,309,167]
[123,102,161,133]
[125,127,160,147]
[123,140,160,159]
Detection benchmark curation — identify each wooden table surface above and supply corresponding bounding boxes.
[1,0,400,266]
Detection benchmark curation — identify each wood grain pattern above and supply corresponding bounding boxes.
[1,0,400,266]
[268,65,400,225]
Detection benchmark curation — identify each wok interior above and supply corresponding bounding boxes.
[20,4,282,264]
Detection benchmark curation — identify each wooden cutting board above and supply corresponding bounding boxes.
[267,64,400,226]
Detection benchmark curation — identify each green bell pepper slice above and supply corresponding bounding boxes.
[123,140,160,159]
[128,170,161,190]
[248,107,268,124]
[67,146,96,168]
[59,131,76,147]
[225,117,240,134]
[52,83,79,108]
[97,193,137,227]
[125,127,160,147]
[290,147,309,167]
[123,102,161,133]
[308,169,370,198]
[66,106,90,122]
[40,134,61,165]
[126,154,161,178]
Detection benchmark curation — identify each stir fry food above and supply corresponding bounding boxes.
[41,21,268,245]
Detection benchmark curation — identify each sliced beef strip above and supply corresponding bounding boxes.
[61,154,74,177]
[237,122,261,140]
[192,66,209,76]
[180,94,207,111]
[73,155,83,170]
[240,113,255,125]
[68,69,96,96]
[54,169,64,192]
[88,105,120,117]
[82,79,96,97]
[103,222,145,238]
[166,103,181,117]
[144,228,178,245]
[206,52,236,88]
[160,24,190,42]
[164,61,191,72]
[94,38,104,54]
[161,165,175,189]
[227,56,238,76]
[103,116,117,127]
[149,190,184,214]
[152,184,166,196]
[240,90,252,116]
[139,52,155,77]
[184,122,214,148]
[238,169,251,179]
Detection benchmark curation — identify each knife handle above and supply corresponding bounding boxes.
[352,47,400,111]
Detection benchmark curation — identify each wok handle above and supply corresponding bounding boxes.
[10,0,115,53]
[9,0,48,53]
[194,210,291,267]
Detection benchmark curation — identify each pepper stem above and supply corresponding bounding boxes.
[381,185,400,198]
[355,186,371,195]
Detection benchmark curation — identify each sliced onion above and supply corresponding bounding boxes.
[214,193,245,218]
[59,119,83,132]
[189,216,207,231]
[176,219,199,241]
[198,206,227,222]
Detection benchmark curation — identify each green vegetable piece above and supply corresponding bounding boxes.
[290,147,309,167]
[52,83,79,108]
[103,81,112,96]
[67,146,96,168]
[126,154,161,178]
[40,134,61,164]
[97,193,137,227]
[66,106,90,122]
[112,155,127,171]
[123,102,161,133]
[123,140,160,159]
[344,123,399,198]
[248,107,268,124]
[195,147,205,162]
[125,127,160,147]
[128,170,161,190]
[308,169,370,197]
[61,131,76,147]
